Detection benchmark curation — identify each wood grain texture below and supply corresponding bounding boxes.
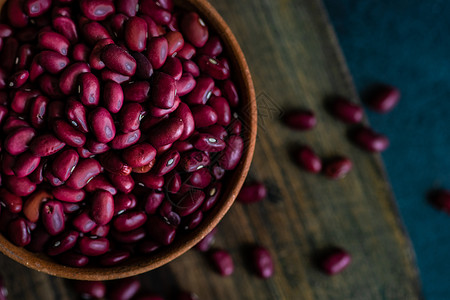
[0,0,423,299]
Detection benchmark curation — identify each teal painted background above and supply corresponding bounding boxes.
[323,0,450,298]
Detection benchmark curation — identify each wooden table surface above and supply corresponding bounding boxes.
[0,0,423,299]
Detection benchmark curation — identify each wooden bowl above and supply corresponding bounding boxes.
[0,0,256,280]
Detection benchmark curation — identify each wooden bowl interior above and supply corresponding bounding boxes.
[0,0,256,280]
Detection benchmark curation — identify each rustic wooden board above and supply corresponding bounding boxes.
[0,0,423,299]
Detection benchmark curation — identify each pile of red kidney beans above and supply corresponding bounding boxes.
[0,0,245,268]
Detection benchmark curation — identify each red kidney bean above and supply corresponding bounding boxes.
[160,56,182,81]
[24,0,51,17]
[180,12,209,48]
[324,157,352,179]
[173,189,205,216]
[367,85,400,113]
[141,14,165,38]
[91,224,110,237]
[177,41,197,60]
[122,143,157,168]
[147,117,184,148]
[193,133,226,153]
[52,186,86,203]
[0,69,7,89]
[148,95,180,117]
[2,153,16,175]
[116,0,139,17]
[140,0,171,25]
[123,81,150,103]
[16,43,35,69]
[0,188,23,213]
[176,73,196,97]
[165,171,181,194]
[5,175,36,196]
[131,51,154,80]
[89,38,115,70]
[222,79,239,107]
[11,89,38,114]
[107,277,140,300]
[144,191,164,214]
[151,72,176,109]
[1,37,19,72]
[0,105,7,124]
[114,193,137,215]
[118,102,144,133]
[103,81,124,113]
[37,50,69,74]
[195,227,217,252]
[429,190,450,214]
[72,43,89,61]
[98,151,132,176]
[28,159,45,184]
[331,98,363,123]
[209,96,231,126]
[78,236,109,256]
[170,102,194,141]
[29,95,48,129]
[90,190,114,226]
[52,149,79,181]
[201,124,228,141]
[72,210,97,233]
[2,117,29,135]
[66,158,102,189]
[108,173,135,194]
[59,62,90,94]
[283,110,317,130]
[12,151,40,178]
[219,135,244,170]
[140,114,168,132]
[124,17,147,52]
[186,77,215,106]
[77,72,100,106]
[199,35,223,57]
[191,105,218,128]
[85,174,117,195]
[228,118,242,135]
[353,126,389,152]
[41,200,65,235]
[9,70,29,88]
[187,168,212,189]
[53,119,86,147]
[113,211,147,232]
[295,145,322,173]
[44,168,64,186]
[99,249,130,266]
[29,134,65,157]
[38,31,69,56]
[0,24,12,38]
[250,245,274,279]
[153,150,180,176]
[101,44,136,76]
[236,181,267,204]
[4,126,36,155]
[38,73,64,98]
[47,100,64,120]
[73,281,106,299]
[181,209,202,230]
[134,172,164,189]
[7,218,31,247]
[165,31,184,56]
[146,36,168,69]
[80,0,115,21]
[137,239,160,254]
[202,181,222,211]
[57,251,89,267]
[101,69,130,83]
[180,151,210,172]
[62,202,80,214]
[320,248,351,275]
[86,138,109,154]
[88,107,116,143]
[146,215,176,245]
[197,55,230,80]
[209,249,234,276]
[113,132,142,153]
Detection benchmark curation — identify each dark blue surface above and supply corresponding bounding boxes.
[323,0,450,299]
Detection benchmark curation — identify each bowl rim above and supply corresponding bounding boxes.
[0,0,257,280]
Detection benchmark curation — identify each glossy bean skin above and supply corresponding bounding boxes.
[65,97,89,133]
[108,173,135,194]
[59,62,90,95]
[78,236,109,256]
[177,42,196,60]
[118,103,144,133]
[72,43,90,61]
[7,218,31,247]
[99,249,130,266]
[123,81,150,103]
[367,85,400,113]
[134,172,164,189]
[153,150,180,176]
[353,126,389,152]
[72,281,106,299]
[122,143,156,168]
[29,134,65,157]
[56,251,89,267]
[0,188,23,213]
[180,150,210,172]
[146,36,168,69]
[85,174,117,195]
[66,159,102,189]
[78,72,100,106]
[147,117,184,148]
[151,72,176,109]
[51,149,79,181]
[29,95,49,129]
[139,0,171,25]
[218,135,244,170]
[249,245,274,279]
[176,73,196,96]
[195,227,217,252]
[209,249,234,276]
[88,107,116,143]
[202,182,222,211]
[12,151,41,178]
[52,186,86,203]
[38,31,69,55]
[101,44,136,76]
[197,55,230,80]
[38,50,70,74]
[98,151,132,176]
[144,191,164,214]
[222,79,239,107]
[191,105,218,128]
[4,126,36,155]
[146,215,176,245]
[103,81,124,113]
[89,38,114,70]
[166,172,181,193]
[9,70,29,88]
[114,193,137,215]
[330,98,363,124]
[111,130,141,150]
[101,69,130,84]
[131,51,153,80]
[186,76,214,105]
[209,96,231,126]
[187,168,212,189]
[182,59,200,77]
[160,56,182,80]
[116,0,139,17]
[80,0,115,21]
[237,182,267,204]
[180,12,209,48]
[323,157,353,179]
[193,133,226,152]
[173,189,205,216]
[53,119,87,147]
[41,200,65,235]
[124,16,148,52]
[320,248,352,275]
[113,211,147,232]
[72,211,97,233]
[10,89,39,114]
[199,35,223,57]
